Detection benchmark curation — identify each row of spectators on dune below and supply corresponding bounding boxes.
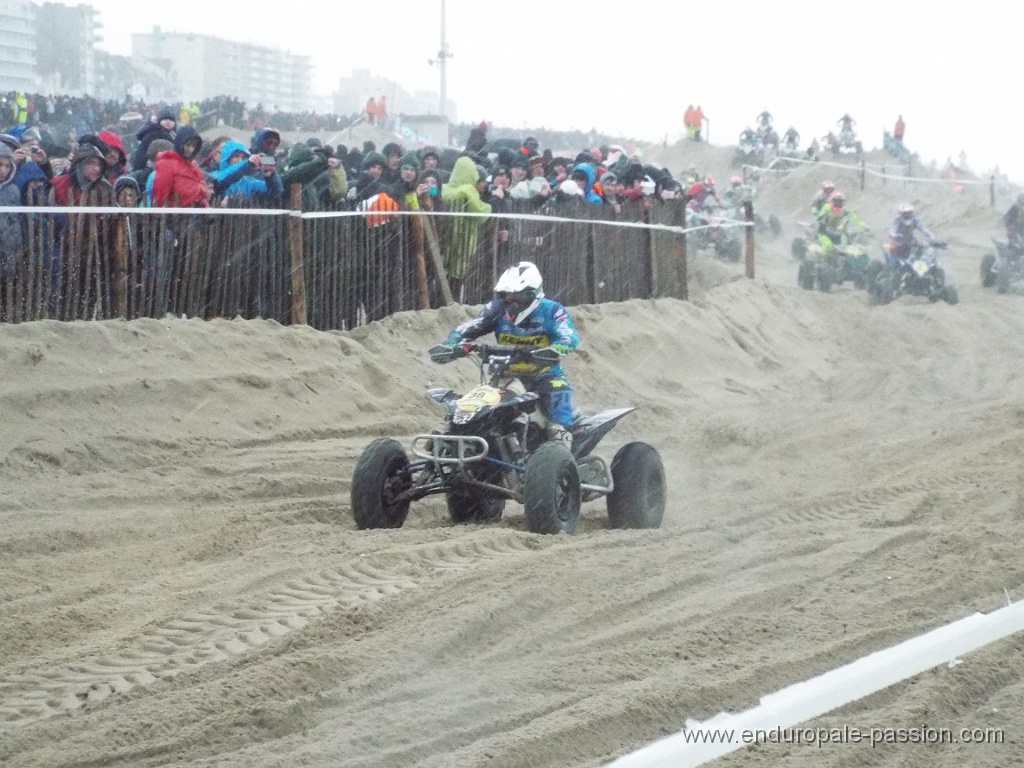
[1,111,691,217]
[5,91,362,137]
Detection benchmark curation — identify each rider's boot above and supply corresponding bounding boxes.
[547,424,573,449]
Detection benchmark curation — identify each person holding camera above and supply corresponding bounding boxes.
[209,139,283,206]
[281,141,346,211]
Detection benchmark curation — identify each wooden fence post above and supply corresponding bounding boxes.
[409,211,430,310]
[673,202,688,300]
[114,216,128,318]
[859,159,866,191]
[645,208,657,298]
[991,175,996,208]
[288,184,307,325]
[743,201,755,279]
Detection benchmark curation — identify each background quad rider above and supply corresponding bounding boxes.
[888,203,937,268]
[686,176,721,210]
[440,261,580,447]
[782,127,800,152]
[811,180,836,215]
[724,175,754,210]
[1003,193,1024,255]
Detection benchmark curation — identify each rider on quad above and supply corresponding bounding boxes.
[838,113,857,133]
[782,127,800,152]
[811,180,836,215]
[815,191,865,255]
[440,261,580,447]
[724,174,754,209]
[686,176,722,210]
[888,203,937,268]
[1003,193,1024,253]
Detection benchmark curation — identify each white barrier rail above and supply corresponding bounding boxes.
[600,597,1024,768]
[756,153,1011,188]
[0,205,755,235]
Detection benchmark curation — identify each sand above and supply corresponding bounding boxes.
[1,142,1023,768]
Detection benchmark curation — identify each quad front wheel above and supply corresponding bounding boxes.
[351,438,412,529]
[607,442,666,529]
[523,442,581,534]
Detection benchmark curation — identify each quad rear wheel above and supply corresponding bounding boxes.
[981,253,996,287]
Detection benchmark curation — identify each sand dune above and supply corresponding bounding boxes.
[2,141,1023,767]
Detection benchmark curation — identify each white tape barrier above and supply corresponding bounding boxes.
[758,153,1006,188]
[0,205,754,235]
[601,597,1024,768]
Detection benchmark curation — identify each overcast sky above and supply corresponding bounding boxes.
[88,0,1024,182]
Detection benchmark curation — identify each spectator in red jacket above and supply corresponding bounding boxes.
[50,143,113,206]
[98,130,128,182]
[150,125,209,207]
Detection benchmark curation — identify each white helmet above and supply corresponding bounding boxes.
[898,202,915,218]
[494,261,544,325]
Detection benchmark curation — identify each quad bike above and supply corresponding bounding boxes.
[795,228,867,292]
[350,343,666,535]
[754,211,783,239]
[733,137,764,168]
[687,202,744,262]
[722,201,781,240]
[757,125,780,151]
[867,241,958,305]
[980,237,1024,293]
[825,129,863,156]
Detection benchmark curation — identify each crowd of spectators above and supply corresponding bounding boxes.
[1,91,696,322]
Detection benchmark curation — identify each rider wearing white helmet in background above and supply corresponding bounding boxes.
[888,203,936,266]
[440,261,580,446]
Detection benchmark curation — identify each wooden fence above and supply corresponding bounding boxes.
[0,191,691,328]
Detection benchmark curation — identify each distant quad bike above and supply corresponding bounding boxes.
[687,203,743,262]
[721,203,781,241]
[754,211,783,239]
[350,343,666,535]
[825,129,863,156]
[867,241,958,306]
[980,237,1024,293]
[733,138,764,168]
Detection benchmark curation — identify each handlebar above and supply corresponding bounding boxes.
[428,342,561,367]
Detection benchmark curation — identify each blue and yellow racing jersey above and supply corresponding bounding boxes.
[444,297,579,377]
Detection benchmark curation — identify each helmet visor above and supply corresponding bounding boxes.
[497,290,533,315]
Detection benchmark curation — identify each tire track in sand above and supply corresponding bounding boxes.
[0,532,542,723]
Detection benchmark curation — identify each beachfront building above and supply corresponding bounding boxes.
[131,27,312,112]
